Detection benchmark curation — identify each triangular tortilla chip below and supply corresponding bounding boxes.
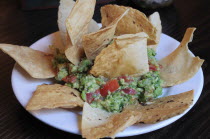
[82,90,193,138]
[82,103,113,131]
[0,44,55,78]
[58,0,99,47]
[101,4,157,44]
[148,12,162,50]
[90,33,149,78]
[83,9,129,60]
[65,0,96,46]
[82,103,139,139]
[58,0,75,47]
[158,28,204,87]
[64,0,96,65]
[126,90,194,124]
[26,84,84,110]
[65,44,84,65]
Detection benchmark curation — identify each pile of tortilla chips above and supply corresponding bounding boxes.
[0,0,204,138]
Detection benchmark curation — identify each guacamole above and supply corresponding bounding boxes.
[53,48,163,113]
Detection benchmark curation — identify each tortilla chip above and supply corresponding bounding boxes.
[83,9,129,60]
[65,0,96,46]
[90,33,149,78]
[148,12,162,50]
[82,103,113,130]
[158,28,204,87]
[82,90,193,138]
[0,44,55,78]
[58,0,99,47]
[63,0,96,65]
[101,4,157,44]
[58,0,75,47]
[82,103,139,139]
[65,44,84,65]
[126,90,194,124]
[26,84,84,111]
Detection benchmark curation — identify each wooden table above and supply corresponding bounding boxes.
[0,0,209,138]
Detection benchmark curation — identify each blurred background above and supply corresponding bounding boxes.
[20,0,173,10]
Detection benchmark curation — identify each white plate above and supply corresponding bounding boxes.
[11,31,204,137]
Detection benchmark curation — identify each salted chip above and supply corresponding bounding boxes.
[159,28,204,87]
[63,0,96,65]
[82,103,113,131]
[26,84,84,111]
[148,12,162,50]
[58,0,75,47]
[65,44,84,65]
[82,90,193,138]
[58,0,99,47]
[82,103,139,139]
[65,0,96,46]
[83,9,129,60]
[101,4,157,44]
[0,44,55,79]
[126,90,194,124]
[90,33,149,78]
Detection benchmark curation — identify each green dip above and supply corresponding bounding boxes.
[52,48,163,113]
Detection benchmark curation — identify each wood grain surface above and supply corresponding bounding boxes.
[0,0,210,138]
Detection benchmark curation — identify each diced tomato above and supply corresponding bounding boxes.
[100,79,119,97]
[62,75,77,83]
[149,61,158,71]
[149,65,157,71]
[86,89,100,103]
[117,76,134,83]
[86,93,94,103]
[122,88,137,95]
